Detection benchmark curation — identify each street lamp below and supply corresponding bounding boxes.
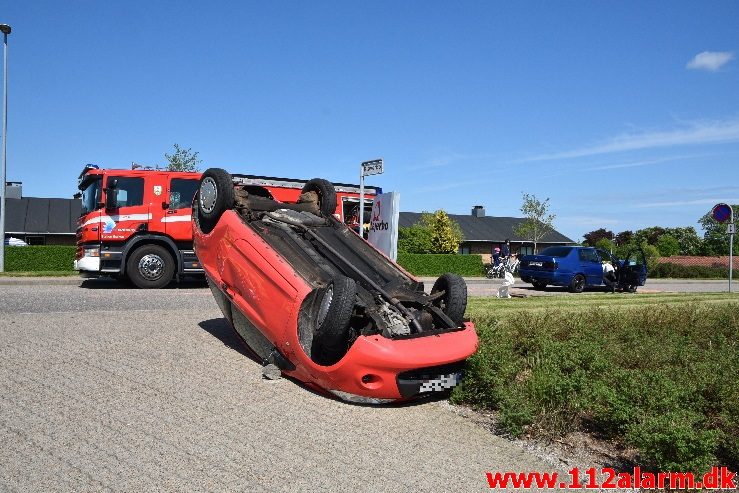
[0,23,10,272]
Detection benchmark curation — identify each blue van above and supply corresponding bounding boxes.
[519,246,647,293]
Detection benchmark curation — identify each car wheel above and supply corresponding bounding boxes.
[431,273,467,326]
[301,178,337,217]
[628,285,638,293]
[569,274,586,293]
[126,244,175,289]
[196,168,234,234]
[312,276,357,366]
[532,280,547,290]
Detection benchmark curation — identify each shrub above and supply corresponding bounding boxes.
[397,253,483,277]
[453,299,739,473]
[5,246,76,271]
[650,263,727,279]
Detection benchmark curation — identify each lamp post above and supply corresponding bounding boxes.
[0,23,10,272]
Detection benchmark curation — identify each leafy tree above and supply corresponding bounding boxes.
[513,193,556,254]
[634,226,666,246]
[165,143,202,172]
[656,234,680,257]
[398,224,433,254]
[698,207,738,256]
[614,230,633,246]
[421,210,463,254]
[663,227,703,256]
[583,228,614,247]
[595,237,615,253]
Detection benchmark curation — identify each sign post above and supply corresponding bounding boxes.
[712,203,734,293]
[359,158,383,238]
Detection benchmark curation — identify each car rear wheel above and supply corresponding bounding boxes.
[126,244,175,289]
[312,276,357,366]
[196,168,234,234]
[301,178,337,217]
[569,274,586,293]
[532,280,547,290]
[431,273,467,325]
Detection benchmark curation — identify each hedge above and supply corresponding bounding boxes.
[397,253,483,277]
[5,246,76,272]
[650,262,727,279]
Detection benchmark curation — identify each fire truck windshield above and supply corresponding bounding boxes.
[80,177,101,215]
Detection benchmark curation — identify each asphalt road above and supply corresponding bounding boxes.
[0,283,556,492]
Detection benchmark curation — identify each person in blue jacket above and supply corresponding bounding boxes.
[501,239,511,259]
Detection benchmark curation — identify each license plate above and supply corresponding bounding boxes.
[529,261,543,267]
[419,373,462,392]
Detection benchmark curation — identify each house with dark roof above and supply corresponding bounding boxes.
[399,205,574,263]
[3,183,81,245]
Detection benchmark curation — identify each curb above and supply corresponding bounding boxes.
[0,276,83,286]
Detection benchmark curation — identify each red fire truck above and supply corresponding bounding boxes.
[75,164,380,288]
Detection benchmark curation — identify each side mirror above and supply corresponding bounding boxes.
[105,179,119,210]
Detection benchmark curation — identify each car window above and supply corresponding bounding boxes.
[539,246,572,257]
[108,177,144,207]
[169,178,199,210]
[578,249,600,262]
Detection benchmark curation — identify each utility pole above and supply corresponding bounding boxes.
[0,24,12,272]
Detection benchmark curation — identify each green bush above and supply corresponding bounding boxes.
[5,246,76,271]
[397,253,483,277]
[650,262,727,279]
[452,298,739,473]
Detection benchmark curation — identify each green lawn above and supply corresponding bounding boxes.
[453,292,739,474]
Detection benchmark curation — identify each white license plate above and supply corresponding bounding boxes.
[530,261,543,267]
[419,373,462,392]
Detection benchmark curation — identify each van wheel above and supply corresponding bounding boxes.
[301,178,337,217]
[197,168,234,234]
[126,244,175,289]
[312,276,357,366]
[569,274,586,293]
[431,273,467,325]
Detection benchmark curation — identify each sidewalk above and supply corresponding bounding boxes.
[0,275,83,286]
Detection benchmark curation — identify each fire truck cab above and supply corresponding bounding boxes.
[75,164,379,288]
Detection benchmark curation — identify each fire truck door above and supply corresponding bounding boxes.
[165,177,199,240]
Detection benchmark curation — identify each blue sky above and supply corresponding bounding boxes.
[3,1,739,241]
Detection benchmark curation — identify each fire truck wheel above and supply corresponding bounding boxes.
[197,168,234,234]
[301,178,337,217]
[431,273,467,326]
[126,244,175,289]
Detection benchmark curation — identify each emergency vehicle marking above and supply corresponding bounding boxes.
[161,215,191,223]
[80,213,153,228]
[153,185,162,196]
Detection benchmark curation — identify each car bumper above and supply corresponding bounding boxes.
[520,269,572,286]
[74,256,100,272]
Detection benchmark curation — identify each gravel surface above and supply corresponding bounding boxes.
[0,283,559,492]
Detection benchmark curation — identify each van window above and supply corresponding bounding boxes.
[107,177,144,207]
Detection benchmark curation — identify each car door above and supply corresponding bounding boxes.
[165,177,199,240]
[578,248,603,285]
[620,246,648,286]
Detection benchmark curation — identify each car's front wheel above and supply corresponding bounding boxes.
[569,274,586,293]
[312,276,357,366]
[431,273,467,326]
[301,178,337,217]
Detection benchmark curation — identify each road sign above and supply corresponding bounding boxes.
[361,158,384,177]
[712,203,733,223]
[728,223,736,234]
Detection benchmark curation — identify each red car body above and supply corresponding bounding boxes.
[193,170,478,403]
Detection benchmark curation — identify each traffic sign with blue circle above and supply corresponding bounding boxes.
[712,203,733,223]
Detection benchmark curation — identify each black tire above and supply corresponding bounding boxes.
[197,168,234,234]
[532,280,547,290]
[431,273,467,326]
[312,276,357,365]
[569,274,586,293]
[126,244,175,289]
[628,284,638,293]
[301,178,337,217]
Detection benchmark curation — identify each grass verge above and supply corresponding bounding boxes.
[452,293,739,474]
[0,271,80,277]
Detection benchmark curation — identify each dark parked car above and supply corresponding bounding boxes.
[192,168,478,404]
[519,245,647,293]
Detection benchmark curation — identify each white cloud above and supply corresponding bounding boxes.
[516,118,739,163]
[686,51,734,71]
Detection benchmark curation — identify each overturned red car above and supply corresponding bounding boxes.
[192,168,478,403]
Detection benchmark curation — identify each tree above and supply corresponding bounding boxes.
[595,237,615,253]
[421,210,463,254]
[663,227,703,256]
[583,228,613,247]
[165,143,202,172]
[614,230,633,246]
[634,226,666,246]
[513,193,556,254]
[656,234,680,257]
[398,224,433,254]
[698,206,738,255]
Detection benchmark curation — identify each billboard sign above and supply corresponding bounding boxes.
[367,191,400,261]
